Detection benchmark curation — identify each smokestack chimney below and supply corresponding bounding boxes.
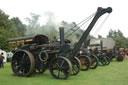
[59,27,65,45]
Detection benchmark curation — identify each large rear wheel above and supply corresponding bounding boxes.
[11,50,35,77]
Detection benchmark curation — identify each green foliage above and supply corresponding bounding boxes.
[0,28,19,51]
[88,34,96,39]
[107,29,128,48]
[0,9,16,32]
[98,35,103,39]
[0,9,20,51]
[11,17,26,36]
[107,29,124,38]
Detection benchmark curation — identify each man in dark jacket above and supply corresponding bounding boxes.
[0,53,4,68]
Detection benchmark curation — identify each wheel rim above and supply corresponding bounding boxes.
[105,56,110,65]
[90,55,98,69]
[49,57,72,79]
[11,50,35,77]
[78,55,91,71]
[71,57,81,75]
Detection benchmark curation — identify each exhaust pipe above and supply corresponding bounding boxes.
[59,27,65,45]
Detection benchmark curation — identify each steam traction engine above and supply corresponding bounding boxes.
[8,7,112,79]
[9,30,80,79]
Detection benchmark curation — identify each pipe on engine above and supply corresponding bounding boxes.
[59,27,65,45]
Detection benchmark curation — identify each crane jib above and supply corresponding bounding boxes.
[69,7,112,58]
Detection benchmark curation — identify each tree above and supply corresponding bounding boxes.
[0,9,19,51]
[0,28,19,51]
[117,29,124,38]
[107,29,124,38]
[107,29,128,48]
[11,17,26,36]
[98,35,103,39]
[0,9,16,32]
[88,34,96,39]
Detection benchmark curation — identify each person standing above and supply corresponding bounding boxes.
[0,53,2,68]
[0,53,4,68]
[120,50,124,56]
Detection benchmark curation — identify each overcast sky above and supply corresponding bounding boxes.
[0,0,128,37]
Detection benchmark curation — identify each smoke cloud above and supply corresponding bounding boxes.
[25,12,84,44]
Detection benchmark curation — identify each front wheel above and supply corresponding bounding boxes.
[49,57,72,80]
[71,57,81,75]
[78,55,91,71]
[98,57,107,66]
[89,55,99,69]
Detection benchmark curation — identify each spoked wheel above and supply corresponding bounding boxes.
[78,55,91,71]
[49,57,72,80]
[71,57,81,75]
[105,56,111,65]
[89,55,98,69]
[11,50,35,77]
[98,57,107,66]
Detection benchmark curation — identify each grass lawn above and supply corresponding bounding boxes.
[0,60,128,85]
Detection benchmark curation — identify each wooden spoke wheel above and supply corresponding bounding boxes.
[78,55,91,71]
[71,57,81,75]
[89,55,98,69]
[11,50,35,77]
[49,57,72,80]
